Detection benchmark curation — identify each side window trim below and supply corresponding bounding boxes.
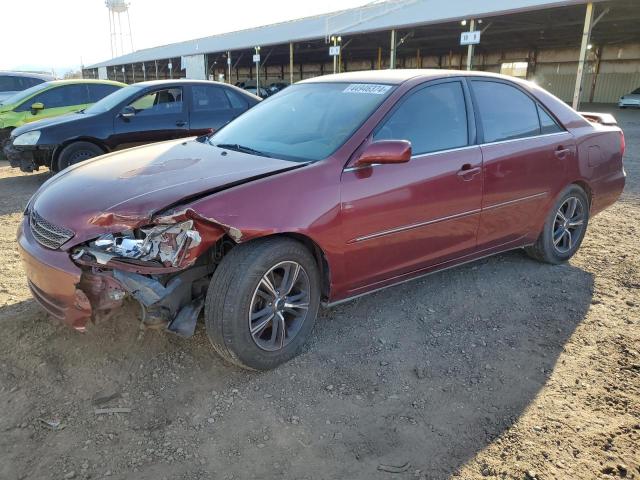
[372,78,474,158]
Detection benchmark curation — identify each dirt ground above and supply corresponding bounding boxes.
[0,105,638,480]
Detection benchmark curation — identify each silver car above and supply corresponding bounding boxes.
[0,71,54,103]
[618,87,640,108]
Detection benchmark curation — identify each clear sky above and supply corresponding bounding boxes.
[2,0,370,76]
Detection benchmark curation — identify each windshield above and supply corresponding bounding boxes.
[210,82,395,162]
[84,85,143,114]
[0,81,52,106]
[632,87,640,95]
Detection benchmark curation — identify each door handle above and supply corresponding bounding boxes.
[554,145,571,159]
[457,164,481,181]
[176,120,187,127]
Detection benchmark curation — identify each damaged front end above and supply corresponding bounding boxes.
[70,216,232,337]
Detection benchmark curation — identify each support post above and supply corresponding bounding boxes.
[377,47,382,70]
[154,60,158,79]
[573,2,594,110]
[466,19,475,71]
[142,62,146,81]
[390,29,397,69]
[289,42,294,84]
[132,64,135,83]
[228,51,232,83]
[416,48,421,68]
[589,46,602,103]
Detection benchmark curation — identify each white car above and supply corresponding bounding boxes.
[0,71,54,103]
[618,87,640,108]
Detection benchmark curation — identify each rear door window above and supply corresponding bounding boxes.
[191,85,230,112]
[471,80,541,143]
[374,81,469,155]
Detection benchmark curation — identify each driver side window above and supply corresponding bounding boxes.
[129,88,183,116]
[374,81,469,156]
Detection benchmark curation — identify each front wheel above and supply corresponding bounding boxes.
[525,185,589,264]
[204,238,321,370]
[56,141,105,171]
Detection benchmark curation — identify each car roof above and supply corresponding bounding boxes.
[132,79,233,88]
[38,79,126,87]
[299,69,531,86]
[0,71,55,80]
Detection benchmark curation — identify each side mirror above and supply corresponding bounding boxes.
[30,102,44,114]
[354,140,412,167]
[119,105,136,119]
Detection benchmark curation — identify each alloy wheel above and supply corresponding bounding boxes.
[552,196,586,254]
[248,261,311,352]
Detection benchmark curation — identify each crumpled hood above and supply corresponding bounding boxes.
[12,112,89,136]
[31,138,301,246]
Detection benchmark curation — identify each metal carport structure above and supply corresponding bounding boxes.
[84,0,640,108]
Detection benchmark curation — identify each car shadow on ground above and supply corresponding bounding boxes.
[0,250,594,479]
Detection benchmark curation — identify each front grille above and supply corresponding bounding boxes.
[29,210,74,249]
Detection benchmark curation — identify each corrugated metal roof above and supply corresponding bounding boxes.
[87,0,596,68]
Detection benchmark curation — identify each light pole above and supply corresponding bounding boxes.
[254,46,261,95]
[331,35,341,74]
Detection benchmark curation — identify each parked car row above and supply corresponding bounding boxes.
[1,79,125,152]
[4,80,260,171]
[16,70,625,370]
[0,71,55,102]
[235,81,289,98]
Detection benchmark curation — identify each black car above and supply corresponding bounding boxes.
[5,80,260,172]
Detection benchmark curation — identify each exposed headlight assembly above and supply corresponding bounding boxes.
[79,221,202,267]
[13,130,41,146]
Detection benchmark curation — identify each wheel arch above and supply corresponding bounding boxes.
[220,231,332,302]
[570,179,593,208]
[52,137,109,170]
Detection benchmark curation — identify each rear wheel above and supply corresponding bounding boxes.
[56,141,105,171]
[525,185,589,264]
[204,237,321,370]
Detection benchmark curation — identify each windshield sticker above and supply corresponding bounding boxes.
[343,84,392,95]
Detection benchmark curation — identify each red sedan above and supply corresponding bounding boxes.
[18,70,625,370]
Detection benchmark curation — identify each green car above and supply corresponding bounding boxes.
[0,79,125,152]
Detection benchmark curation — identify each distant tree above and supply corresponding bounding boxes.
[63,70,83,79]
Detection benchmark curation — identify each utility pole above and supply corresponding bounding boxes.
[254,46,261,94]
[331,36,341,74]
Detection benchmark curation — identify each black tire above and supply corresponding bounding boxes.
[56,141,105,171]
[525,185,589,264]
[204,237,321,370]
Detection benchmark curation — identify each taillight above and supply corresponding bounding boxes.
[620,130,626,158]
